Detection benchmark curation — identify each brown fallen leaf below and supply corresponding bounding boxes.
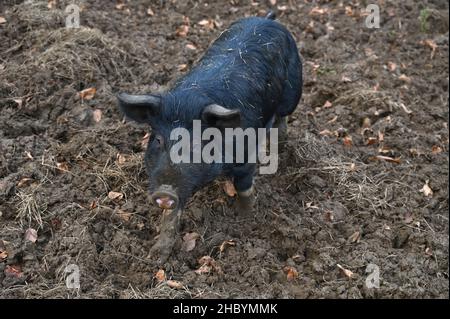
[0,250,7,261]
[0,17,7,24]
[283,266,299,281]
[366,137,378,146]
[419,180,433,197]
[431,145,443,154]
[108,191,124,201]
[14,99,23,108]
[343,136,353,147]
[198,19,215,29]
[223,180,237,197]
[116,153,128,165]
[387,61,397,72]
[155,269,166,283]
[25,228,38,243]
[337,264,354,279]
[47,0,57,9]
[181,232,200,252]
[185,43,197,50]
[93,109,102,123]
[219,240,236,253]
[348,231,361,243]
[17,177,33,188]
[323,100,333,109]
[5,265,23,278]
[175,25,189,37]
[116,209,132,222]
[422,39,438,59]
[309,7,328,16]
[166,280,184,289]
[398,74,411,83]
[78,87,97,100]
[89,200,97,210]
[0,240,7,261]
[177,64,188,71]
[56,162,70,172]
[195,256,222,275]
[147,7,154,16]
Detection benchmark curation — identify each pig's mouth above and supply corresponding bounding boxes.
[151,184,180,210]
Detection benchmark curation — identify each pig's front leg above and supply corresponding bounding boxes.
[148,208,181,264]
[232,164,256,214]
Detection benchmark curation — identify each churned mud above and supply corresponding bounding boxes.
[0,0,448,298]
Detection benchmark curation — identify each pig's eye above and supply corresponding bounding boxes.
[154,134,164,148]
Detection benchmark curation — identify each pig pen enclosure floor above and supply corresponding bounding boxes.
[0,0,448,298]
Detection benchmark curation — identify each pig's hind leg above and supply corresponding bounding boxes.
[231,164,256,214]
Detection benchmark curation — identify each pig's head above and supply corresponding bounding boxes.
[117,92,241,210]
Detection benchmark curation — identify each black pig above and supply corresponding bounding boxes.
[117,12,302,259]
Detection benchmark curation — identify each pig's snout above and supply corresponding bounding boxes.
[151,185,179,210]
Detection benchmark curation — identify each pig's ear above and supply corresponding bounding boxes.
[117,93,161,123]
[202,104,241,128]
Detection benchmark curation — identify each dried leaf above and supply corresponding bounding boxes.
[0,250,7,260]
[5,265,23,278]
[17,177,33,188]
[108,191,124,201]
[387,62,397,72]
[348,231,361,243]
[25,151,34,160]
[323,100,333,108]
[78,87,97,100]
[185,43,197,50]
[25,228,38,243]
[219,240,236,253]
[198,19,215,29]
[177,64,188,71]
[419,180,433,197]
[116,153,127,165]
[343,136,353,147]
[166,280,184,289]
[283,266,299,281]
[366,137,378,146]
[182,232,200,252]
[0,17,7,24]
[398,74,411,83]
[176,25,189,37]
[195,256,222,275]
[155,269,166,283]
[93,109,102,123]
[47,0,57,9]
[116,209,132,222]
[14,99,23,108]
[422,39,438,59]
[147,7,154,16]
[431,145,443,154]
[337,264,354,278]
[56,162,70,172]
[309,7,327,15]
[223,181,237,197]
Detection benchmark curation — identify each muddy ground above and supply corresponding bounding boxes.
[0,0,448,298]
